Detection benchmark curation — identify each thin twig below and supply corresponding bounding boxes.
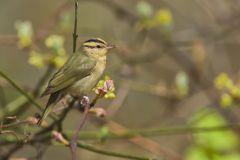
[0,143,23,159]
[5,64,56,121]
[2,106,74,158]
[69,96,100,159]
[3,121,240,159]
[0,130,20,141]
[1,120,29,129]
[77,141,157,160]
[72,0,79,53]
[70,106,90,160]
[0,70,57,121]
[57,99,76,132]
[0,85,7,107]
[32,65,55,97]
[90,117,182,159]
[2,123,240,144]
[0,1,74,159]
[0,70,43,111]
[66,122,240,139]
[69,1,80,160]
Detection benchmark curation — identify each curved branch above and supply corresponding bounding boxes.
[77,141,157,160]
[0,70,57,120]
[0,70,42,111]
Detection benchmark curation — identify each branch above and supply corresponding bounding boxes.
[3,65,56,120]
[77,141,156,160]
[125,123,240,136]
[0,70,57,121]
[1,131,157,160]
[0,70,42,112]
[58,123,239,140]
[70,106,90,160]
[69,1,80,160]
[1,1,77,159]
[69,94,101,160]
[3,121,238,159]
[0,104,74,159]
[32,65,55,97]
[72,0,78,53]
[3,122,240,144]
[1,120,29,129]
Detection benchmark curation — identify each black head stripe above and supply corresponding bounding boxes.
[85,39,106,45]
[83,45,95,48]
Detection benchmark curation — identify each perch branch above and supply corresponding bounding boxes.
[70,105,90,160]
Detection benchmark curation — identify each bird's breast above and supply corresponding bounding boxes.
[67,61,106,96]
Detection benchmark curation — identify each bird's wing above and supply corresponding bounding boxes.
[41,52,96,96]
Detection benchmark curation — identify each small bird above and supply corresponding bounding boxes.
[37,38,115,125]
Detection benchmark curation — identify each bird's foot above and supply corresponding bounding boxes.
[75,96,90,112]
[80,96,90,106]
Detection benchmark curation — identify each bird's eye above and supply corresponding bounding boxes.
[96,45,101,48]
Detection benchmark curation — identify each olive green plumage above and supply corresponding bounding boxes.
[37,38,115,125]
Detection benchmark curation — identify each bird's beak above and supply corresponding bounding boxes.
[107,44,116,50]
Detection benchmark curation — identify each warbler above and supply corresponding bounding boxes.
[37,38,115,125]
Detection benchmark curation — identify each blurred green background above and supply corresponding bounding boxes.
[1,0,240,160]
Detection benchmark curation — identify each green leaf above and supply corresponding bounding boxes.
[97,126,109,143]
[136,1,153,19]
[28,51,45,69]
[185,109,240,160]
[175,71,189,98]
[214,73,233,90]
[155,9,173,26]
[14,20,33,48]
[45,35,66,55]
[185,146,209,160]
[220,93,232,108]
[193,111,238,151]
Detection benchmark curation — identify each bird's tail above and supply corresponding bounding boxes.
[37,92,61,126]
[37,103,53,126]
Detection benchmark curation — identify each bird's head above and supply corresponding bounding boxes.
[81,38,115,57]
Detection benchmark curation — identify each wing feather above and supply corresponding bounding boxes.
[42,52,96,96]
